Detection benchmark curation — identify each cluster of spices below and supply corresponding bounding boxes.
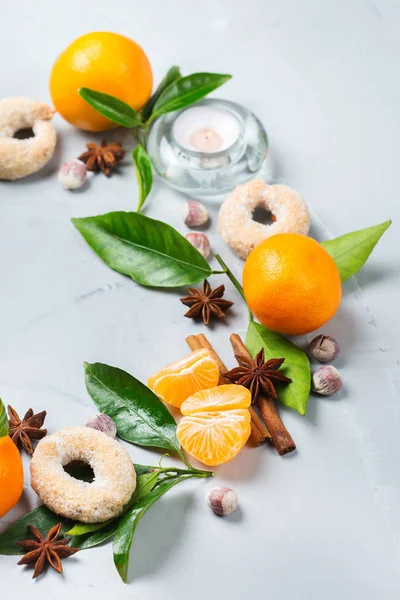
[58,140,126,190]
[0,26,391,590]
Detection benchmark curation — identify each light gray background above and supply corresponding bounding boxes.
[1,1,399,598]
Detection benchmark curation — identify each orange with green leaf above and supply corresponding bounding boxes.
[0,399,24,518]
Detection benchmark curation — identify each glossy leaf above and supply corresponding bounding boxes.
[141,65,181,121]
[84,362,181,453]
[0,398,8,437]
[72,211,212,287]
[246,321,311,416]
[132,463,155,476]
[78,88,141,128]
[66,471,159,536]
[321,220,391,282]
[152,72,232,118]
[113,476,187,582]
[70,521,117,550]
[0,506,70,555]
[132,145,153,212]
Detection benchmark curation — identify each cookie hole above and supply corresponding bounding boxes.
[252,206,276,225]
[13,127,35,140]
[64,461,95,483]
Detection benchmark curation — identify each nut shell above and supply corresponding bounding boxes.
[309,335,340,363]
[312,365,342,396]
[183,200,209,227]
[206,486,238,516]
[86,413,117,438]
[58,159,87,190]
[185,232,211,259]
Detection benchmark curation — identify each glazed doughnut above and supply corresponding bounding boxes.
[218,180,310,260]
[0,97,57,180]
[30,427,136,523]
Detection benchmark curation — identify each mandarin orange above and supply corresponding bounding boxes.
[50,32,153,131]
[148,349,220,408]
[177,385,251,466]
[0,399,24,518]
[243,233,342,335]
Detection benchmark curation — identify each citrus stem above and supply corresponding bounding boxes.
[214,254,245,300]
[158,467,213,479]
[177,451,212,476]
[144,113,157,129]
[214,254,253,321]
[131,127,148,149]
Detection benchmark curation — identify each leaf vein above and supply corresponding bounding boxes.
[88,370,178,450]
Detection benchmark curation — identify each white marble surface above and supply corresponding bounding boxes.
[1,0,400,598]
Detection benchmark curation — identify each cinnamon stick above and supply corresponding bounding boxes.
[186,334,271,446]
[229,334,296,456]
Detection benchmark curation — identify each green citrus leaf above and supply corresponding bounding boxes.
[131,463,155,476]
[84,362,180,453]
[70,521,117,550]
[152,72,232,118]
[71,211,212,287]
[246,321,311,416]
[321,220,391,282]
[78,88,141,128]
[132,145,153,212]
[141,65,181,121]
[0,398,8,437]
[113,476,188,583]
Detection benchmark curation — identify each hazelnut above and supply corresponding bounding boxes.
[185,232,211,259]
[58,159,87,190]
[309,335,340,363]
[206,487,238,516]
[312,365,342,396]
[86,413,117,438]
[182,200,209,228]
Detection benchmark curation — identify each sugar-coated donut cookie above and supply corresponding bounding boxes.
[218,180,310,260]
[0,97,57,180]
[30,427,136,523]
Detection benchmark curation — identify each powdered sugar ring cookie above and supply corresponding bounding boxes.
[218,180,310,260]
[0,97,57,180]
[30,426,136,523]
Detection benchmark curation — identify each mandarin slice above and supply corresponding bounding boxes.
[148,348,219,408]
[181,384,251,416]
[177,409,251,466]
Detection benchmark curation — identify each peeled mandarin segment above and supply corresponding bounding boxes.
[180,384,251,416]
[148,349,219,408]
[177,409,251,467]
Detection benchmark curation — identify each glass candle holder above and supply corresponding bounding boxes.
[147,98,268,199]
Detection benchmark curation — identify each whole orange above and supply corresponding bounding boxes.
[0,400,24,518]
[50,32,153,131]
[243,234,342,336]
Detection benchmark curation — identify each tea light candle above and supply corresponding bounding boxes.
[172,106,241,154]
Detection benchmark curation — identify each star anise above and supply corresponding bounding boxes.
[180,279,233,325]
[7,405,47,455]
[16,523,79,579]
[224,348,292,402]
[78,139,125,176]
